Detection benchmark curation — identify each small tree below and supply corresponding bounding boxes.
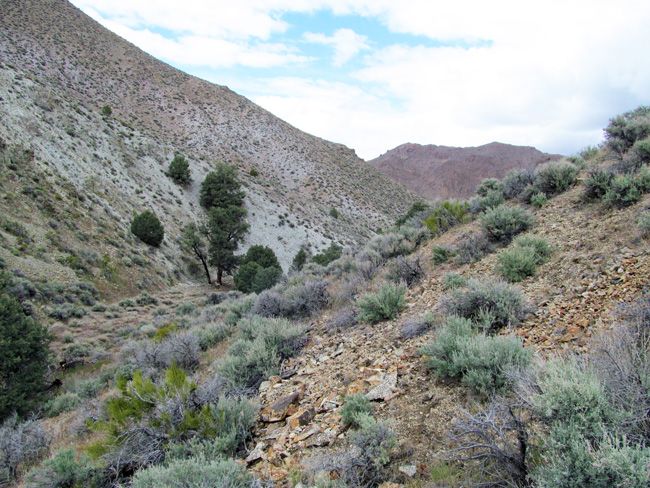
[131,211,164,247]
[199,164,245,210]
[181,223,211,284]
[167,154,191,185]
[291,247,308,271]
[0,294,51,420]
[206,206,249,285]
[234,246,282,293]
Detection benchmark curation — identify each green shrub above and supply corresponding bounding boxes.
[630,136,650,167]
[357,283,406,324]
[234,245,282,293]
[534,433,650,488]
[396,201,430,227]
[131,457,254,488]
[534,161,579,196]
[25,448,96,488]
[603,175,641,207]
[503,168,535,199]
[532,359,616,435]
[470,190,505,214]
[604,106,650,155]
[476,178,504,197]
[0,294,51,420]
[100,105,112,116]
[441,278,527,332]
[90,366,257,473]
[584,167,615,200]
[497,246,537,282]
[635,165,650,192]
[638,211,650,237]
[341,394,373,428]
[167,154,191,185]
[218,317,304,390]
[421,317,530,396]
[44,393,81,417]
[312,243,342,267]
[329,207,340,219]
[291,247,308,271]
[443,272,467,290]
[512,234,552,261]
[453,232,492,264]
[432,245,454,264]
[480,205,534,243]
[529,191,547,208]
[580,145,600,161]
[424,200,469,235]
[130,210,164,247]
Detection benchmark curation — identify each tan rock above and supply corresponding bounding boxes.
[288,407,316,429]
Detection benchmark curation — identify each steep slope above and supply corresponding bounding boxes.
[369,142,561,200]
[0,0,416,287]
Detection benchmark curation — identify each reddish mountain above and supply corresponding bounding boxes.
[368,142,562,200]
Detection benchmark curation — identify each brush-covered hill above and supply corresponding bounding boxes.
[369,141,562,200]
[3,106,649,488]
[0,0,416,296]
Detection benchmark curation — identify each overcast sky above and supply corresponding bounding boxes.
[71,0,650,160]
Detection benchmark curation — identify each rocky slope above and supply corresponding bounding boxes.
[369,142,561,200]
[0,0,416,293]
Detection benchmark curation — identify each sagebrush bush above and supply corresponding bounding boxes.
[534,161,579,196]
[453,232,492,264]
[443,272,467,290]
[529,192,547,208]
[0,415,49,484]
[131,457,254,488]
[603,174,641,207]
[422,316,530,396]
[469,190,505,214]
[367,233,412,260]
[480,205,534,243]
[476,178,504,197]
[90,366,258,476]
[308,418,396,488]
[497,246,538,282]
[638,211,650,237]
[512,234,552,261]
[45,392,81,417]
[327,307,358,331]
[424,201,469,235]
[441,278,528,332]
[386,256,423,287]
[502,168,536,199]
[357,283,406,324]
[604,106,650,155]
[584,167,615,200]
[399,311,434,339]
[340,394,373,428]
[130,210,164,247]
[254,280,329,319]
[218,316,304,390]
[432,245,454,264]
[24,449,96,488]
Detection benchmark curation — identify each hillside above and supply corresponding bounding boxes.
[0,0,416,294]
[369,142,562,200]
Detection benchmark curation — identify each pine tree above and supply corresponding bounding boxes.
[206,206,249,285]
[199,164,245,210]
[181,223,211,284]
[167,154,191,185]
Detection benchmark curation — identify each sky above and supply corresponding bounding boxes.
[70,0,650,160]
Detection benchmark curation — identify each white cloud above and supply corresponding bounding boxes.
[71,0,650,159]
[304,28,369,66]
[84,8,310,68]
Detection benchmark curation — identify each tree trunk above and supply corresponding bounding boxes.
[199,256,212,284]
[217,268,223,285]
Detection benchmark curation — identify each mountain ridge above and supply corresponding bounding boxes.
[369,141,562,200]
